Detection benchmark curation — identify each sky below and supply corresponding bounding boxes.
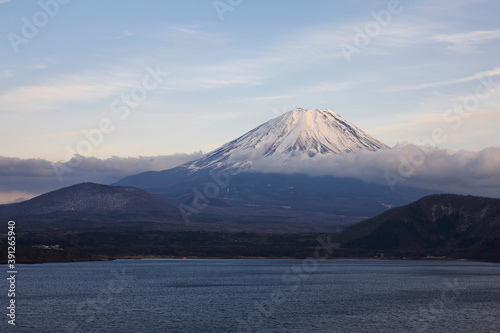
[1,0,500,202]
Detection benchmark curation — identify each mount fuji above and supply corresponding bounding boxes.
[182,108,389,172]
[114,108,433,232]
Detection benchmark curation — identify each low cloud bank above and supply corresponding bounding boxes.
[2,145,500,204]
[250,145,500,198]
[0,152,204,203]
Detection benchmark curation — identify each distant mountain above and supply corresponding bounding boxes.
[114,108,432,231]
[0,182,178,220]
[118,108,389,186]
[340,194,500,261]
[182,108,389,171]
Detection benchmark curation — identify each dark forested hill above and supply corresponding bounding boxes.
[340,194,500,261]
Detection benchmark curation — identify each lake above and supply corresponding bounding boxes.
[2,259,499,332]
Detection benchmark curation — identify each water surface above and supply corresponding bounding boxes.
[2,259,499,332]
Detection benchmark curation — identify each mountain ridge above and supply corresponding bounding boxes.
[0,182,177,218]
[339,193,500,261]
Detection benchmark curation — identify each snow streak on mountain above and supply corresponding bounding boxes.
[185,108,389,171]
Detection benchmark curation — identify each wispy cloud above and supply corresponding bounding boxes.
[432,29,500,53]
[2,70,14,78]
[304,81,357,94]
[28,64,48,69]
[371,107,500,135]
[39,130,85,140]
[163,24,229,46]
[160,18,436,94]
[389,67,500,92]
[165,23,353,93]
[247,81,356,102]
[250,95,296,101]
[0,71,139,111]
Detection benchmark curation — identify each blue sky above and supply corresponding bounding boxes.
[1,0,500,161]
[1,0,500,202]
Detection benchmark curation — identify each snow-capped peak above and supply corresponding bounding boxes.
[185,108,389,171]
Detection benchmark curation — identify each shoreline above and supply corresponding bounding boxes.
[5,255,498,265]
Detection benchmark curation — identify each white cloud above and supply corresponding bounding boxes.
[0,152,205,203]
[389,67,500,92]
[432,29,500,53]
[0,71,139,111]
[250,145,500,198]
[2,146,500,204]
